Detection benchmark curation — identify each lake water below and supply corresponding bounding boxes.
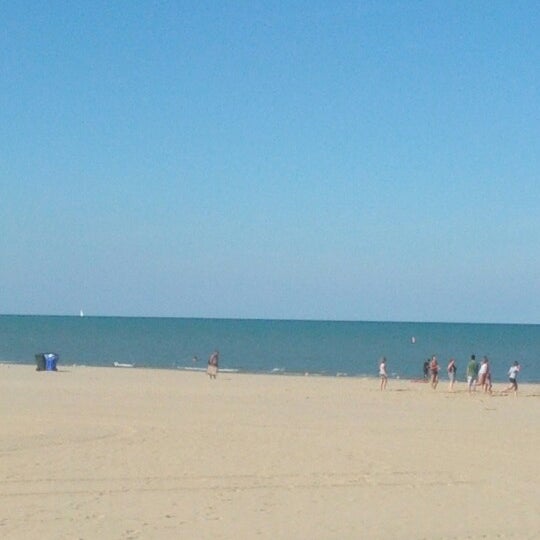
[0,315,538,382]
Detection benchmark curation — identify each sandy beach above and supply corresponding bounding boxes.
[1,364,539,539]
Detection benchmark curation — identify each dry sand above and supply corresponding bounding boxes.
[1,364,539,539]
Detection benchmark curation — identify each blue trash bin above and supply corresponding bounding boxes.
[44,353,58,371]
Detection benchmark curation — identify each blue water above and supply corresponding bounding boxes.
[0,315,538,382]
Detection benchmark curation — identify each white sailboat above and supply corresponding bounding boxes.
[80,309,84,317]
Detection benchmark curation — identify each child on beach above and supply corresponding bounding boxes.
[379,357,388,390]
[504,361,520,395]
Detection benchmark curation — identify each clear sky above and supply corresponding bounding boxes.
[2,1,539,323]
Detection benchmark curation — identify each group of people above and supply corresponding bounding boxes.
[467,354,520,395]
[464,355,495,393]
[201,350,521,392]
[463,355,520,395]
[380,355,521,394]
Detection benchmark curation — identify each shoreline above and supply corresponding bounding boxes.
[3,360,540,386]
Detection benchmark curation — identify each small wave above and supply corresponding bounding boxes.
[181,366,240,373]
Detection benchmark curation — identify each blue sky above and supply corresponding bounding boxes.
[1,1,539,323]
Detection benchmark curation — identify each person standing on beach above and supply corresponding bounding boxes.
[478,357,488,391]
[429,355,439,389]
[207,350,219,379]
[379,357,388,390]
[447,358,457,391]
[479,357,492,394]
[485,358,493,394]
[423,359,430,381]
[504,361,520,395]
[466,355,479,393]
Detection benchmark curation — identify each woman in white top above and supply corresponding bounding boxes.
[478,358,489,391]
[379,357,388,391]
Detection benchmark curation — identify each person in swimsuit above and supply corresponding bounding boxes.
[207,350,219,379]
[429,356,439,389]
[480,356,492,394]
[447,358,457,392]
